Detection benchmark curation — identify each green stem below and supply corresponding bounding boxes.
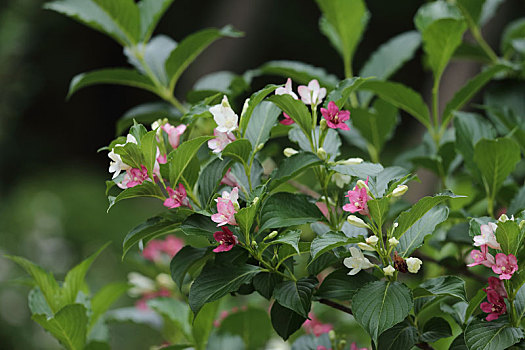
[344,60,359,108]
[487,195,495,218]
[470,24,499,64]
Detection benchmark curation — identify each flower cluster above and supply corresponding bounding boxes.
[343,178,371,216]
[128,272,175,310]
[302,312,333,337]
[142,235,184,263]
[480,277,508,321]
[211,187,239,227]
[208,96,238,153]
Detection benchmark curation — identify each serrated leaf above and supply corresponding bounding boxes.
[420,276,467,301]
[465,289,486,324]
[90,282,129,330]
[140,130,157,177]
[253,272,282,300]
[273,277,317,318]
[138,0,175,41]
[197,157,232,209]
[377,319,419,350]
[240,84,280,136]
[270,302,307,341]
[108,181,164,211]
[414,1,462,33]
[310,231,361,262]
[147,297,191,339]
[331,162,384,179]
[289,126,341,161]
[33,304,88,350]
[168,136,214,186]
[235,201,259,238]
[266,230,302,254]
[245,101,280,151]
[92,0,140,43]
[352,281,413,344]
[495,220,521,255]
[170,246,209,290]
[268,152,322,191]
[316,269,376,301]
[192,300,220,350]
[420,317,452,343]
[464,318,523,350]
[218,307,272,350]
[221,139,252,166]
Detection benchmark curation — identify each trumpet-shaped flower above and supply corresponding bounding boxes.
[492,253,518,280]
[480,288,507,321]
[220,168,238,187]
[213,226,239,252]
[161,123,186,149]
[108,150,131,178]
[276,78,298,100]
[215,187,239,208]
[118,165,150,189]
[467,244,495,268]
[210,96,238,132]
[473,223,500,250]
[163,184,189,208]
[298,79,326,106]
[332,172,351,188]
[211,198,237,226]
[343,247,374,275]
[208,129,236,153]
[487,276,507,298]
[343,178,372,215]
[320,101,350,130]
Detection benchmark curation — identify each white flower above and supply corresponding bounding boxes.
[298,79,326,106]
[108,149,131,179]
[283,148,299,157]
[347,215,370,229]
[208,129,236,153]
[332,173,351,188]
[358,242,376,251]
[406,257,423,273]
[383,265,395,276]
[156,273,175,289]
[473,222,501,250]
[366,235,379,246]
[392,185,408,197]
[316,147,327,160]
[151,120,161,131]
[275,78,298,100]
[498,214,513,222]
[388,237,399,247]
[241,98,250,118]
[343,247,374,275]
[337,157,363,165]
[124,134,138,145]
[128,272,155,297]
[210,96,238,132]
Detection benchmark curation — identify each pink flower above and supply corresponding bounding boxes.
[480,288,507,321]
[279,112,295,125]
[143,235,184,262]
[220,169,238,187]
[303,312,333,337]
[211,199,237,226]
[473,223,501,250]
[118,165,150,189]
[208,129,236,153]
[161,123,186,149]
[216,187,239,207]
[317,347,329,350]
[213,227,239,252]
[320,101,350,130]
[467,244,495,268]
[492,253,518,280]
[157,153,167,164]
[135,288,171,310]
[487,276,508,298]
[350,343,368,350]
[298,79,326,106]
[163,184,189,209]
[342,178,371,216]
[276,78,298,100]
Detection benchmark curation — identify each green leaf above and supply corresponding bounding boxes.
[422,18,467,79]
[245,101,280,151]
[252,272,283,300]
[289,126,341,161]
[168,136,214,186]
[140,131,157,177]
[188,263,261,315]
[122,209,193,258]
[68,68,157,98]
[359,80,431,129]
[170,246,209,290]
[239,84,280,137]
[259,193,324,232]
[33,304,88,350]
[420,317,452,343]
[509,186,525,216]
[138,0,175,41]
[359,31,421,106]
[218,307,273,350]
[449,333,468,350]
[325,77,367,108]
[501,18,525,56]
[310,231,361,262]
[147,297,191,338]
[515,282,525,321]
[352,281,413,344]
[316,269,376,301]
[368,166,409,197]
[266,230,302,254]
[368,198,391,230]
[377,319,419,350]
[465,289,486,323]
[44,0,129,46]
[474,137,521,200]
[268,152,322,191]
[113,141,143,169]
[116,102,180,136]
[268,94,312,138]
[495,220,521,256]
[464,318,523,350]
[179,213,217,239]
[91,0,140,44]
[420,276,467,301]
[316,0,369,71]
[351,99,399,156]
[331,161,384,179]
[457,0,486,26]
[197,158,232,209]
[394,191,461,239]
[62,242,110,305]
[270,302,306,341]
[192,300,220,350]
[273,277,317,318]
[28,287,53,317]
[108,181,164,211]
[414,1,462,33]
[397,206,449,257]
[442,65,508,127]
[90,282,129,330]
[254,60,338,88]
[221,139,252,166]
[235,201,259,238]
[165,26,243,90]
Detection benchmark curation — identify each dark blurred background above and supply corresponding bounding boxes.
[0,0,522,348]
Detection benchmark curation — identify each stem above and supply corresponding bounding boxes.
[487,195,495,218]
[318,299,353,315]
[431,77,441,131]
[312,107,318,150]
[470,23,499,64]
[344,61,359,108]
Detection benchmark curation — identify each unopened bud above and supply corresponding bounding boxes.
[388,237,399,247]
[268,231,278,239]
[252,197,259,205]
[392,185,408,197]
[221,95,232,108]
[251,240,257,248]
[393,222,399,228]
[347,215,370,229]
[358,242,376,251]
[337,157,363,165]
[256,143,265,152]
[498,214,509,223]
[284,148,298,157]
[520,220,525,230]
[241,98,250,118]
[338,340,346,350]
[317,147,327,160]
[320,118,328,131]
[356,179,371,193]
[328,330,336,342]
[366,235,379,246]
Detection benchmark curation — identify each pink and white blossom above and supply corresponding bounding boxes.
[220,169,238,187]
[208,129,236,153]
[163,184,189,208]
[473,223,501,250]
[343,178,372,216]
[298,79,326,106]
[210,96,238,133]
[491,253,518,280]
[108,150,131,178]
[467,244,495,268]
[142,235,184,262]
[320,101,350,130]
[213,226,239,252]
[161,123,186,149]
[275,78,298,100]
[215,187,239,208]
[302,312,333,337]
[211,188,238,227]
[118,165,150,189]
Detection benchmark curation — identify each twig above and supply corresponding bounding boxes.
[413,252,486,283]
[288,180,321,199]
[318,299,353,315]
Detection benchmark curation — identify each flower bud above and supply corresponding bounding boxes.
[388,237,399,247]
[520,220,525,230]
[366,235,379,246]
[337,157,363,165]
[498,213,509,223]
[317,147,327,160]
[406,257,423,273]
[255,143,265,152]
[268,230,278,239]
[332,173,351,188]
[221,95,232,108]
[383,265,395,277]
[356,179,370,191]
[320,118,328,131]
[347,215,370,229]
[358,242,376,251]
[156,273,175,289]
[393,222,399,228]
[241,98,250,118]
[328,330,336,342]
[251,240,257,248]
[252,197,259,205]
[392,185,408,197]
[284,148,298,157]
